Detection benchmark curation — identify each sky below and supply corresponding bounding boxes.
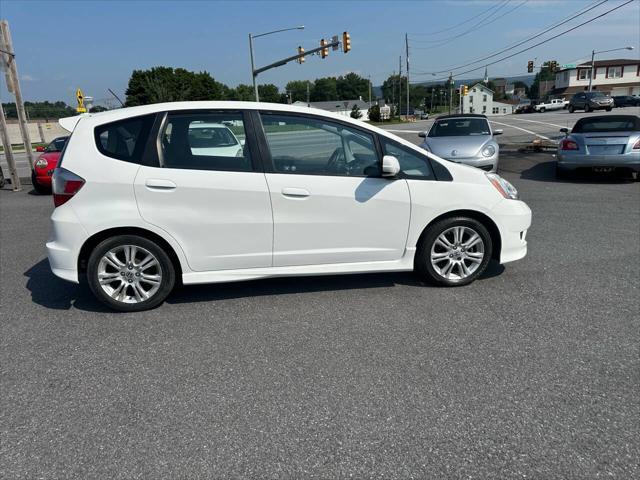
[1,0,639,105]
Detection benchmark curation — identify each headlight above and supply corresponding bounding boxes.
[35,158,48,169]
[482,145,496,157]
[486,173,518,200]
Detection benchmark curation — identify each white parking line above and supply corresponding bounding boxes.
[385,129,422,134]
[507,117,566,128]
[488,120,552,141]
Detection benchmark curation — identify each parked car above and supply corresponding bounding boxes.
[48,102,531,311]
[534,98,566,113]
[556,114,640,179]
[418,114,502,172]
[568,91,613,113]
[420,112,429,120]
[32,136,69,194]
[613,95,640,108]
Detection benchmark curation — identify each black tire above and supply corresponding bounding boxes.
[556,164,570,180]
[31,172,51,194]
[584,104,591,113]
[539,107,546,113]
[415,217,493,287]
[87,235,176,312]
[568,105,574,113]
[605,107,612,112]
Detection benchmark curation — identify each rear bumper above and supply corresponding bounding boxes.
[557,152,640,172]
[46,205,88,284]
[494,199,531,264]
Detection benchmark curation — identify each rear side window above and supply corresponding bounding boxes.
[94,114,155,162]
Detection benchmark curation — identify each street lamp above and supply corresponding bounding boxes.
[249,25,304,101]
[588,46,634,91]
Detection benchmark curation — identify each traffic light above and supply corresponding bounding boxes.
[527,60,534,73]
[342,31,351,53]
[297,46,305,64]
[462,85,469,96]
[549,60,558,72]
[320,39,328,59]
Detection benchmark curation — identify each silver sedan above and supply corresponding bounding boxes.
[419,114,502,172]
[556,115,640,179]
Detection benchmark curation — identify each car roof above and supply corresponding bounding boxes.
[435,114,488,120]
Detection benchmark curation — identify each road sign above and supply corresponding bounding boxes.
[76,88,86,113]
[560,63,576,70]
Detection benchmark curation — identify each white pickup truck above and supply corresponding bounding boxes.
[534,98,568,112]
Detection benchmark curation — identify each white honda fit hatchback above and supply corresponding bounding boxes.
[48,102,531,311]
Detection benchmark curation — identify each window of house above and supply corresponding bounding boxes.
[503,108,507,113]
[473,88,476,92]
[492,107,498,114]
[564,71,569,82]
[578,69,591,80]
[607,66,622,78]
[483,94,487,102]
[482,105,487,113]
[469,96,473,103]
[260,113,379,177]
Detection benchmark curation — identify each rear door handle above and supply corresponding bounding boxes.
[282,187,310,198]
[145,179,176,191]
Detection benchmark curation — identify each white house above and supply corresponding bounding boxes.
[292,99,371,120]
[460,83,513,115]
[552,58,640,97]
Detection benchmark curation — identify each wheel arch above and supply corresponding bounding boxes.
[415,209,502,262]
[77,226,183,282]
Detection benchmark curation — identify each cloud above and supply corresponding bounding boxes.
[21,74,36,81]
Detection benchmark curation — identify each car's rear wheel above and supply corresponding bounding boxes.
[415,217,492,287]
[568,105,574,113]
[605,107,612,112]
[31,172,51,194]
[584,104,591,112]
[87,235,175,312]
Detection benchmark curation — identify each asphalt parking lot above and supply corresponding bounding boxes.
[1,150,639,477]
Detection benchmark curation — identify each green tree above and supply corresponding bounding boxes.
[311,77,338,101]
[336,73,369,100]
[286,80,312,103]
[381,74,404,104]
[257,84,282,103]
[350,104,363,119]
[228,84,255,101]
[89,105,108,113]
[368,104,381,122]
[3,101,75,120]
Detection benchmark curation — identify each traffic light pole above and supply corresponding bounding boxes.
[251,40,340,78]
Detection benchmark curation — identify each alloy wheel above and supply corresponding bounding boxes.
[430,226,485,282]
[97,245,162,303]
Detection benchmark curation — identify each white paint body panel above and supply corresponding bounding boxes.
[49,101,531,287]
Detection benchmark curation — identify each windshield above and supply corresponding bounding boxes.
[45,137,68,153]
[586,91,606,98]
[572,116,640,133]
[428,118,491,137]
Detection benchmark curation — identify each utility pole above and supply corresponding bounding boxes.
[448,73,453,115]
[0,101,21,190]
[398,56,402,119]
[306,80,310,107]
[368,75,372,107]
[391,70,395,121]
[248,33,259,101]
[405,34,410,120]
[0,20,35,172]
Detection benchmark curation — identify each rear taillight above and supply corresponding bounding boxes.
[633,139,640,150]
[560,139,579,151]
[52,167,85,207]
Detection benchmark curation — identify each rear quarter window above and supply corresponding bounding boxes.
[94,114,155,163]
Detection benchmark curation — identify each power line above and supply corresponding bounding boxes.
[412,0,609,75]
[408,0,508,37]
[427,0,635,83]
[411,0,527,50]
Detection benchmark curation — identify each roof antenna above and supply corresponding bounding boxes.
[107,88,125,108]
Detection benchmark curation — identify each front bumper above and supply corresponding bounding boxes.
[493,199,531,264]
[441,153,498,173]
[557,152,640,172]
[46,204,88,284]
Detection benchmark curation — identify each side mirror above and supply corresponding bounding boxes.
[418,131,426,138]
[36,146,45,152]
[560,127,569,134]
[493,129,503,136]
[240,139,246,146]
[382,155,400,178]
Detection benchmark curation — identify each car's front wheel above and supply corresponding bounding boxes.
[415,217,493,287]
[31,172,51,194]
[87,235,175,312]
[568,105,574,113]
[584,104,591,112]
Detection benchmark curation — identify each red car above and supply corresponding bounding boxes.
[32,136,68,193]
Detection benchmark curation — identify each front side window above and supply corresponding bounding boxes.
[95,114,155,162]
[260,113,379,176]
[382,138,433,179]
[161,112,252,171]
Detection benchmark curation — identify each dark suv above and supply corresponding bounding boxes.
[568,91,614,113]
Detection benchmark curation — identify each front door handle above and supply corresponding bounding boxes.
[145,179,176,191]
[282,187,310,198]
